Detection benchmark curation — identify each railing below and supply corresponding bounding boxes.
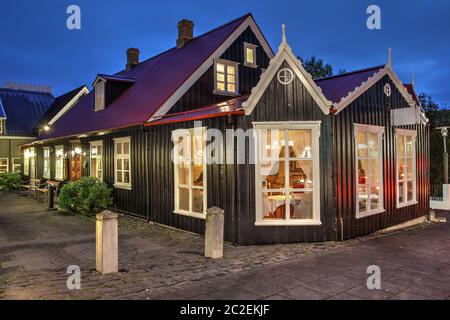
[430,184,443,201]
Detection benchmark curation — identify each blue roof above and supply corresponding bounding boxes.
[0,98,6,119]
[0,88,54,136]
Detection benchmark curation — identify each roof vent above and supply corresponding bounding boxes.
[126,48,140,71]
[177,19,194,48]
[3,82,52,94]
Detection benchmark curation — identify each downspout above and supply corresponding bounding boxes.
[227,114,239,246]
[142,124,151,223]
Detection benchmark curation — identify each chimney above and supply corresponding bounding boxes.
[177,19,194,48]
[126,48,140,71]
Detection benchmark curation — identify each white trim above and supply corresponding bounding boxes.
[113,137,131,190]
[173,127,207,218]
[243,39,332,115]
[0,136,35,140]
[54,145,64,180]
[48,87,89,125]
[89,140,104,182]
[354,124,385,219]
[243,42,258,68]
[149,16,275,121]
[395,129,417,208]
[213,59,239,96]
[43,147,51,179]
[0,158,8,173]
[334,66,417,114]
[0,119,3,134]
[253,121,322,226]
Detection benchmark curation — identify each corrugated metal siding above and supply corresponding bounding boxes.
[334,75,430,239]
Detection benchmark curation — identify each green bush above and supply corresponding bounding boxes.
[58,177,113,216]
[0,172,22,190]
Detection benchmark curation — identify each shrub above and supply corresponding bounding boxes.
[0,172,22,191]
[58,177,113,216]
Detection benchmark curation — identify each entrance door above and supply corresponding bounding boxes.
[70,154,82,181]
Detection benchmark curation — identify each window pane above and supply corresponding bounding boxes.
[398,159,406,181]
[358,186,368,213]
[124,159,130,171]
[288,130,312,159]
[399,182,405,203]
[358,159,368,185]
[217,73,225,82]
[178,164,189,185]
[97,146,102,155]
[289,160,313,189]
[405,135,414,156]
[246,47,254,64]
[227,74,235,84]
[192,189,204,213]
[369,159,380,184]
[368,132,379,156]
[397,135,405,157]
[217,63,225,73]
[179,187,189,211]
[91,158,97,177]
[217,82,225,91]
[124,171,130,184]
[192,163,203,186]
[262,161,285,189]
[227,83,235,93]
[291,192,313,219]
[406,158,414,180]
[117,171,122,183]
[370,185,380,210]
[261,129,283,159]
[357,132,368,157]
[407,181,414,201]
[262,191,286,220]
[116,142,122,155]
[117,159,122,170]
[227,65,235,75]
[123,142,130,155]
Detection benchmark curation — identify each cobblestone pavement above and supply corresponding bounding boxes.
[1,191,449,300]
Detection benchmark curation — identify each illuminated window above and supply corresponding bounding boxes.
[114,137,131,189]
[355,124,384,218]
[55,146,64,180]
[43,147,51,178]
[396,129,417,207]
[94,80,105,111]
[244,42,258,68]
[90,140,103,182]
[29,147,36,179]
[0,158,8,173]
[172,127,207,219]
[254,122,321,226]
[214,59,239,95]
[12,158,21,173]
[23,148,30,176]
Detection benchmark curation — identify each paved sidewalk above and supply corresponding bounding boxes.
[0,191,449,300]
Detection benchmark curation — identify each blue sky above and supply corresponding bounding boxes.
[1,0,449,107]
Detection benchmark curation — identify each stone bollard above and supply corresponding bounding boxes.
[96,210,118,274]
[205,207,224,259]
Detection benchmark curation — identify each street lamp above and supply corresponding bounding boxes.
[437,127,449,184]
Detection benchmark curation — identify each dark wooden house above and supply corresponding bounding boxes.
[25,13,429,245]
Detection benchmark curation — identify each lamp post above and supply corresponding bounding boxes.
[437,127,449,184]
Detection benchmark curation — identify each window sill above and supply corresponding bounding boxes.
[255,220,322,227]
[113,183,132,190]
[244,63,258,69]
[356,208,385,219]
[174,210,206,220]
[396,200,418,209]
[213,90,240,97]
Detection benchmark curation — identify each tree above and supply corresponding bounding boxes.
[299,55,346,79]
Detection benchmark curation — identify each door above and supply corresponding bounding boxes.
[70,154,82,181]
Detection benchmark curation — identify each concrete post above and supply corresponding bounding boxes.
[96,210,118,274]
[205,207,224,259]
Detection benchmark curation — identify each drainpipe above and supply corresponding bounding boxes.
[142,124,150,222]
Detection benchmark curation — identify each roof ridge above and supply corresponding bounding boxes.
[0,87,54,96]
[116,13,252,76]
[314,64,386,82]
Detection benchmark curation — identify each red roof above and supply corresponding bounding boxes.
[145,95,247,126]
[315,65,385,104]
[404,84,420,105]
[38,13,252,141]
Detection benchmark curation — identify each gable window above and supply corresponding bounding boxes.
[43,147,51,178]
[396,129,417,207]
[90,141,103,182]
[254,122,321,226]
[173,127,207,219]
[355,124,384,218]
[23,148,30,176]
[12,158,21,173]
[55,146,64,180]
[94,80,106,112]
[244,42,258,68]
[114,137,131,189]
[214,59,239,95]
[0,158,8,173]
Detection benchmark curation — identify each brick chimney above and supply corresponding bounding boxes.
[126,48,140,71]
[177,19,194,48]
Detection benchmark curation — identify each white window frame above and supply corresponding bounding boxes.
[0,158,8,173]
[244,42,258,68]
[43,147,51,179]
[94,80,105,112]
[23,148,30,176]
[54,145,64,180]
[396,129,417,208]
[354,124,385,219]
[90,140,103,182]
[173,127,207,220]
[29,147,36,179]
[254,121,322,226]
[213,59,239,96]
[12,157,21,173]
[114,137,131,190]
